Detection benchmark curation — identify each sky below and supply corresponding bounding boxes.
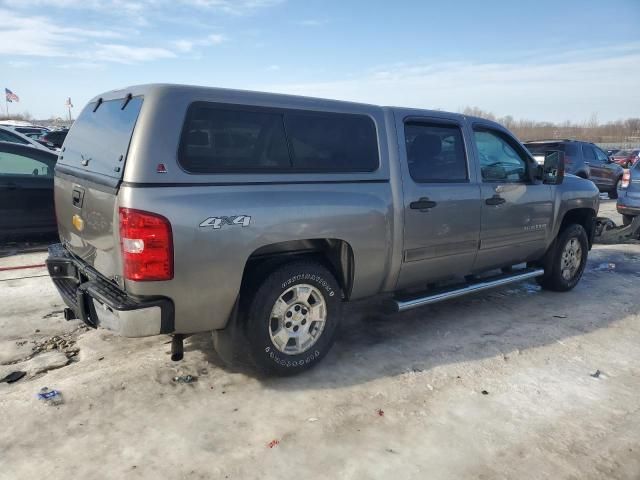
[1,0,639,122]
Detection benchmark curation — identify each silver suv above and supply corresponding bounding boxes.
[47,84,600,374]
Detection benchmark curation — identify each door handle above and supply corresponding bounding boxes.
[410,198,438,210]
[485,195,506,206]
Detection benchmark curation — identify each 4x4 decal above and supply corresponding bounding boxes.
[199,215,251,230]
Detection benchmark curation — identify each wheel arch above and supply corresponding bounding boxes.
[558,207,597,248]
[240,238,355,300]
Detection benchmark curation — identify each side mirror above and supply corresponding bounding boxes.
[543,150,565,185]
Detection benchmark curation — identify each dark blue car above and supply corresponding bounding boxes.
[0,141,57,237]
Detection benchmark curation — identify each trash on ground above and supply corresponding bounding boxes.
[377,409,385,416]
[173,374,196,383]
[267,439,280,448]
[481,390,489,395]
[590,369,602,378]
[307,417,318,422]
[1,371,26,384]
[37,387,63,406]
[553,314,568,319]
[594,262,616,272]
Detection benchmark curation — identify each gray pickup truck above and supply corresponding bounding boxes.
[46,84,599,374]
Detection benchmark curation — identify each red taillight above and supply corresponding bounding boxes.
[119,207,173,281]
[621,171,631,189]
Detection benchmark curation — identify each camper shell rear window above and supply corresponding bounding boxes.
[58,96,143,179]
[178,102,379,174]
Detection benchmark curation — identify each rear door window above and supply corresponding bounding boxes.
[58,96,143,179]
[178,103,379,173]
[404,122,468,182]
[0,151,53,178]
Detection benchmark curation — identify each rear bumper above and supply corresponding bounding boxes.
[617,196,640,217]
[46,243,174,337]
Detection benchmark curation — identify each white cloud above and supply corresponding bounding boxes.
[266,64,280,71]
[0,9,124,57]
[179,0,285,15]
[297,19,327,27]
[7,60,33,68]
[261,47,640,123]
[89,44,176,63]
[4,0,285,15]
[0,8,181,64]
[172,33,227,52]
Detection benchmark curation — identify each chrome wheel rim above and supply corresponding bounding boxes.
[560,237,582,281]
[269,284,327,355]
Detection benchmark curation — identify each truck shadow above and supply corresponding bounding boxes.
[193,245,640,389]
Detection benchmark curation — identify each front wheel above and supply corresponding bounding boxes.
[537,224,588,292]
[245,261,341,375]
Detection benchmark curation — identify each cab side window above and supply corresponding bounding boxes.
[473,129,528,182]
[404,122,468,182]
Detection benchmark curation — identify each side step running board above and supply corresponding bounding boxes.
[392,268,545,313]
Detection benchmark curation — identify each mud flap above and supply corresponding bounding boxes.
[211,298,251,367]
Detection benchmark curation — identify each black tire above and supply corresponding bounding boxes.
[536,224,589,292]
[245,261,341,375]
[622,214,634,227]
[608,177,621,199]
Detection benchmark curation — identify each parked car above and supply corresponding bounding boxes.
[0,125,53,152]
[42,129,68,149]
[525,140,624,198]
[0,142,57,237]
[611,149,640,169]
[46,84,600,375]
[12,126,50,138]
[617,160,640,226]
[3,126,57,151]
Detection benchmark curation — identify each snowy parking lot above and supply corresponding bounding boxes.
[1,200,639,480]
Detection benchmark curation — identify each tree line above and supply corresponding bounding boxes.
[461,107,640,147]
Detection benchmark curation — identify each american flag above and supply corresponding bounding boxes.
[5,88,19,103]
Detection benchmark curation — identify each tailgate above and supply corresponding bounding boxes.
[55,95,143,281]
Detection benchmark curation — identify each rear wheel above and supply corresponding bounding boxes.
[536,224,588,292]
[245,261,341,375]
[608,177,621,199]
